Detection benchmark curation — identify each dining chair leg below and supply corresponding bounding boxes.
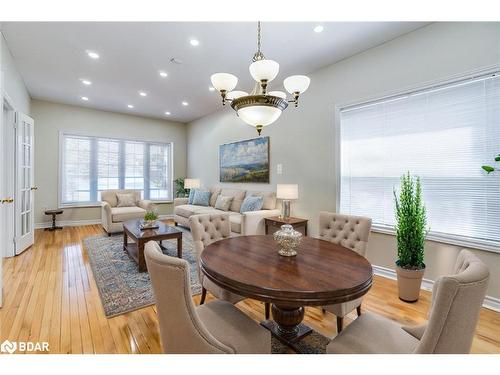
[265,302,270,320]
[200,287,207,305]
[336,316,343,333]
[356,305,362,316]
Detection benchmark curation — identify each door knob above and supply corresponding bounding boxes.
[30,186,38,190]
[1,198,14,204]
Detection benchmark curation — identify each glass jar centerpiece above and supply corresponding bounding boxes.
[273,224,302,257]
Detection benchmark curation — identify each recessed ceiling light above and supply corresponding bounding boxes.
[81,96,89,101]
[159,71,168,78]
[182,101,189,106]
[86,50,100,59]
[189,39,200,47]
[80,79,92,85]
[165,111,171,116]
[127,104,134,109]
[209,86,215,91]
[313,25,324,33]
[139,91,147,97]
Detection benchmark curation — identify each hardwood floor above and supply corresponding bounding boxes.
[1,223,499,354]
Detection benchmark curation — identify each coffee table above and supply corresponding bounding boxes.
[123,219,183,272]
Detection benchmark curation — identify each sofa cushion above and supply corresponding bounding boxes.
[215,195,233,211]
[101,189,140,207]
[175,204,218,218]
[192,190,211,206]
[116,193,136,207]
[240,196,264,213]
[209,187,221,207]
[245,191,276,210]
[220,189,246,212]
[188,188,198,204]
[111,206,146,223]
[229,214,242,233]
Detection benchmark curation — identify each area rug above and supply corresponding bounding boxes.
[271,331,331,354]
[83,227,201,318]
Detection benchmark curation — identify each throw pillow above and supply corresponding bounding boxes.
[116,193,136,207]
[240,196,264,213]
[188,188,198,204]
[215,195,234,211]
[192,190,211,206]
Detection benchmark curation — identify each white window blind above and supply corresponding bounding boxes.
[340,72,500,251]
[60,134,172,205]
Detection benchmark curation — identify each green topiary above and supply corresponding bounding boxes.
[144,211,158,221]
[393,172,428,270]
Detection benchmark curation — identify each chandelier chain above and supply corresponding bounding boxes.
[252,21,265,62]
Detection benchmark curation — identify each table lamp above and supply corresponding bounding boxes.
[184,178,200,192]
[277,184,298,219]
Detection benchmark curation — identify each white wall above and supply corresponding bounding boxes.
[1,32,31,115]
[187,22,500,300]
[32,100,187,225]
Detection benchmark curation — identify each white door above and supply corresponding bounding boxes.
[15,113,35,254]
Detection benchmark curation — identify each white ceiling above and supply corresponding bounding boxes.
[2,22,429,123]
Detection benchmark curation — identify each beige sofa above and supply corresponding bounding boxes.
[174,187,280,236]
[101,189,154,235]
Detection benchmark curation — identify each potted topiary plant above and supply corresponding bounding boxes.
[393,172,428,302]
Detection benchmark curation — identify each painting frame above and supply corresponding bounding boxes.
[219,136,270,183]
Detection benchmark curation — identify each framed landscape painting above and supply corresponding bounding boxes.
[219,137,270,183]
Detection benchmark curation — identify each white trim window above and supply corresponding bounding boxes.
[339,72,500,252]
[60,133,173,206]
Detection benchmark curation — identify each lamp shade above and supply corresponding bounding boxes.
[226,91,248,100]
[268,90,287,99]
[184,178,201,189]
[277,184,298,200]
[237,105,282,127]
[210,73,238,92]
[283,75,310,94]
[249,60,280,82]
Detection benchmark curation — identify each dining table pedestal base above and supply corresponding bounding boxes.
[260,304,312,352]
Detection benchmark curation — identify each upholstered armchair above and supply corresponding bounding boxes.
[101,189,154,235]
[189,213,245,305]
[318,211,372,332]
[144,241,270,353]
[326,250,489,354]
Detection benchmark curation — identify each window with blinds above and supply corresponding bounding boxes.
[339,72,500,251]
[60,133,172,205]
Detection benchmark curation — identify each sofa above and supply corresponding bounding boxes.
[174,187,280,236]
[101,189,154,235]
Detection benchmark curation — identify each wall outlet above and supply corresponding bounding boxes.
[277,164,283,175]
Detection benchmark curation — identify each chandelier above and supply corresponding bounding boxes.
[210,22,310,135]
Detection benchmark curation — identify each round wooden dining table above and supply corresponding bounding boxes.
[200,235,373,351]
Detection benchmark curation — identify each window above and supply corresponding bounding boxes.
[339,72,500,251]
[60,133,172,205]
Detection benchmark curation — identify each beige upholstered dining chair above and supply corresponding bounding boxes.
[318,211,372,332]
[189,213,245,305]
[144,241,271,354]
[326,250,489,354]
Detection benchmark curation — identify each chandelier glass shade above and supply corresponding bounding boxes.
[210,22,310,135]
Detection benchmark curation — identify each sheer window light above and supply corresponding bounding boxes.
[339,72,500,251]
[60,133,173,205]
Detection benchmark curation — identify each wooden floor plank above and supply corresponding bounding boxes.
[1,223,499,354]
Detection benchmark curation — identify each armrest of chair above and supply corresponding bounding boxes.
[174,197,189,207]
[138,199,154,211]
[241,209,281,235]
[101,202,112,231]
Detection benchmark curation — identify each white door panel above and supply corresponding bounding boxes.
[15,113,35,254]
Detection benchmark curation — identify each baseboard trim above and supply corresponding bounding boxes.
[35,214,174,229]
[372,264,500,312]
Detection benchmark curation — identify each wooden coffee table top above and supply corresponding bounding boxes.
[200,235,373,307]
[123,219,181,240]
